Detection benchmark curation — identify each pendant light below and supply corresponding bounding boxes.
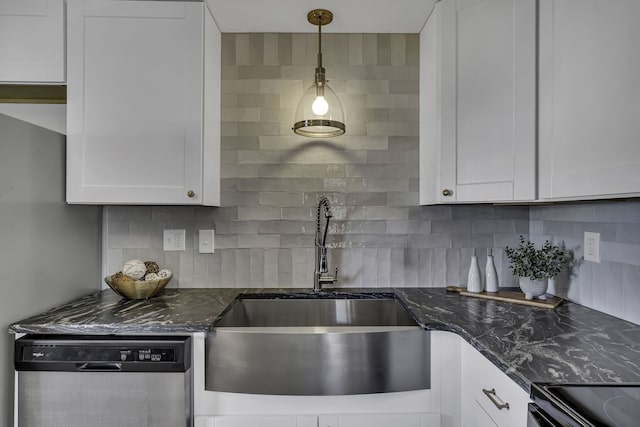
[292,9,346,138]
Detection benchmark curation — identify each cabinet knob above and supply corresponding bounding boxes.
[442,189,453,197]
[187,190,195,198]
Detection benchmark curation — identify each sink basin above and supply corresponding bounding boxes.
[215,297,418,328]
[206,295,430,396]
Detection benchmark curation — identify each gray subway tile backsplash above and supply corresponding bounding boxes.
[104,33,640,325]
[530,200,640,324]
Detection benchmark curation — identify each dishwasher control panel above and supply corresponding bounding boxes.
[19,346,176,362]
[14,335,191,373]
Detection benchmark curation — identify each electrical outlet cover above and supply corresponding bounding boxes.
[584,231,600,263]
[163,229,186,251]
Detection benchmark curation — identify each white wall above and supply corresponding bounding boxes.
[0,115,102,426]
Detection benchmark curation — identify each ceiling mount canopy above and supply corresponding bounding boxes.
[292,8,346,138]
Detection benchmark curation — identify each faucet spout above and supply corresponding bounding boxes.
[314,196,338,291]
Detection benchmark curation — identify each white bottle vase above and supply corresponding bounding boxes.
[467,251,482,293]
[485,249,499,293]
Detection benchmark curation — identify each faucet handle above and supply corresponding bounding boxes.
[318,266,339,286]
[319,247,328,272]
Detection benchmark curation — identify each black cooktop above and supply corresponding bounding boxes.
[531,383,640,427]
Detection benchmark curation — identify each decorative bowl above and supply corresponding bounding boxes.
[104,274,171,300]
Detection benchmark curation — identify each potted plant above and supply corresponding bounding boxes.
[505,236,566,300]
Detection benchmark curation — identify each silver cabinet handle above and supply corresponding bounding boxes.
[442,189,453,196]
[482,388,510,410]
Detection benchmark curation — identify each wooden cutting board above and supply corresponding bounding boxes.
[446,286,563,309]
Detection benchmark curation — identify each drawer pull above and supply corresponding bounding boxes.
[482,388,510,410]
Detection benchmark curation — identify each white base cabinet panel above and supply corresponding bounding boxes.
[538,0,640,201]
[197,414,439,427]
[193,332,457,424]
[196,416,317,427]
[194,331,526,427]
[467,401,499,427]
[0,0,65,83]
[460,340,529,427]
[319,413,440,427]
[66,0,220,205]
[420,0,536,205]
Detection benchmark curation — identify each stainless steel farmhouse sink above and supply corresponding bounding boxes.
[205,295,430,395]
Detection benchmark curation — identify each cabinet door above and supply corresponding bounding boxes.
[319,413,440,427]
[0,0,64,82]
[538,0,640,200]
[467,401,499,427]
[419,2,444,205]
[460,340,529,427]
[66,0,205,204]
[196,416,317,427]
[420,0,536,204]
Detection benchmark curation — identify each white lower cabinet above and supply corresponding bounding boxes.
[197,414,439,427]
[467,401,499,427]
[319,413,440,427]
[196,416,317,427]
[461,340,529,427]
[193,332,452,426]
[193,332,528,427]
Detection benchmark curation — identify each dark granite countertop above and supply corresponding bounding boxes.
[9,287,640,392]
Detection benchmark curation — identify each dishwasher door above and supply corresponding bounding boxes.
[15,335,192,427]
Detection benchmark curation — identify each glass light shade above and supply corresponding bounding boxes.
[293,83,345,138]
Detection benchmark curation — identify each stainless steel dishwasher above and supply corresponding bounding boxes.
[14,334,192,427]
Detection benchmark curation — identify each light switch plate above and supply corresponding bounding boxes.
[163,229,186,251]
[584,231,600,263]
[199,229,215,253]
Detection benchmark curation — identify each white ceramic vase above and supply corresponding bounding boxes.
[485,250,499,293]
[467,252,482,293]
[519,277,548,300]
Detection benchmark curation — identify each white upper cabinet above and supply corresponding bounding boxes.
[66,0,220,205]
[420,0,536,204]
[538,0,640,201]
[0,0,65,83]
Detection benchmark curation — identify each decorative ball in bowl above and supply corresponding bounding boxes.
[104,273,171,300]
[105,259,173,300]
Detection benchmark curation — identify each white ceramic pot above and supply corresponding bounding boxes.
[519,277,548,300]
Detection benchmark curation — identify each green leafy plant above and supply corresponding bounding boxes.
[505,236,566,280]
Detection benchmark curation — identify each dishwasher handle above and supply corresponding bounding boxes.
[76,362,122,371]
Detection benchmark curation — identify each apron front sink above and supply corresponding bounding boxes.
[206,295,430,395]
